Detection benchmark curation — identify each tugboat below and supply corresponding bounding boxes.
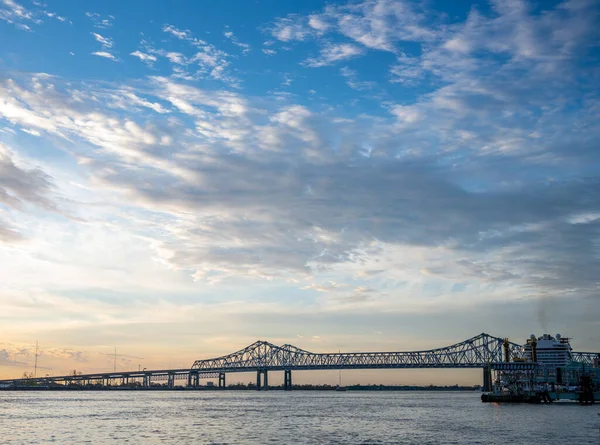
[481,333,600,404]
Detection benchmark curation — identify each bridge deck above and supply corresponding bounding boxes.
[1,333,597,386]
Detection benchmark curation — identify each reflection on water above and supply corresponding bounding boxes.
[0,391,598,444]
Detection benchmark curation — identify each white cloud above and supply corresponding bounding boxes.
[305,43,364,67]
[270,0,435,53]
[270,15,313,42]
[86,11,112,29]
[163,24,194,41]
[340,66,375,90]
[159,25,236,85]
[308,14,330,32]
[91,51,117,61]
[390,104,421,124]
[130,50,157,65]
[223,29,251,54]
[91,32,113,49]
[0,0,35,28]
[0,0,67,30]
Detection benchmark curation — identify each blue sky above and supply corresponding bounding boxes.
[0,0,599,383]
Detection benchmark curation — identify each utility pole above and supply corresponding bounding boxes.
[34,341,39,378]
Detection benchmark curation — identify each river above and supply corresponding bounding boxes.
[1,391,598,444]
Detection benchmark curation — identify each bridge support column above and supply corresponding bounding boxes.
[482,367,492,392]
[284,370,292,391]
[256,369,268,391]
[144,374,151,388]
[218,372,226,388]
[168,373,175,389]
[194,373,199,387]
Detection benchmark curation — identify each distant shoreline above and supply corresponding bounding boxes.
[0,384,480,392]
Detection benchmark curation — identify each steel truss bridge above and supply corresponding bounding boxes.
[1,333,598,390]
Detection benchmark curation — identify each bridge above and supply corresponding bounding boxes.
[1,333,598,390]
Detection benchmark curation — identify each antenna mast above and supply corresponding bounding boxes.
[34,341,39,378]
[113,347,117,372]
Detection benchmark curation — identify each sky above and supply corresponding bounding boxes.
[0,0,599,385]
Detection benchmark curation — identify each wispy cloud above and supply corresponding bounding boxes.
[91,32,113,49]
[305,43,364,67]
[91,51,117,61]
[0,0,67,30]
[86,11,113,29]
[269,0,435,52]
[0,349,26,367]
[130,50,157,65]
[270,14,314,42]
[0,0,35,29]
[160,24,237,85]
[340,66,375,90]
[223,29,251,54]
[162,24,194,41]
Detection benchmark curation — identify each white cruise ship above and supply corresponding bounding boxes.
[523,333,572,367]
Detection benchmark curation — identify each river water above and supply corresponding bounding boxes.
[0,391,599,444]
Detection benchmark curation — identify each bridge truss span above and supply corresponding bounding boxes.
[191,333,525,372]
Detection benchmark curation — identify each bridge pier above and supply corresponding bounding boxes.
[168,373,175,389]
[482,367,492,392]
[218,372,226,388]
[284,370,292,391]
[256,369,268,391]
